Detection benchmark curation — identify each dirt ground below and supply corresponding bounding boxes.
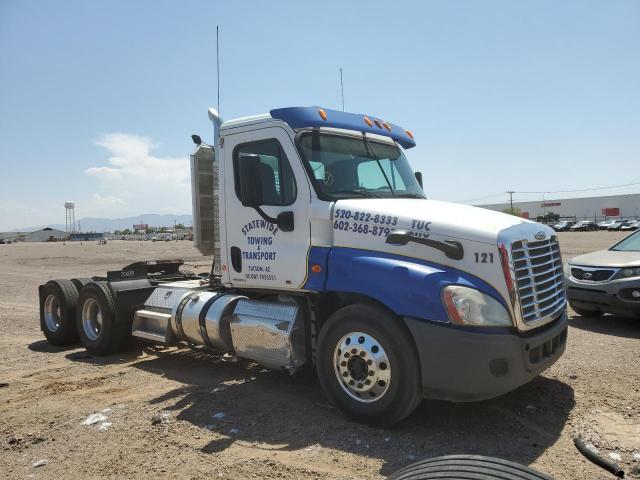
[1,232,639,479]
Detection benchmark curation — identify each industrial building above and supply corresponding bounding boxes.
[69,232,105,241]
[480,193,640,221]
[24,228,68,242]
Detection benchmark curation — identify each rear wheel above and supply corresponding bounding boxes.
[76,281,130,355]
[40,279,80,345]
[316,303,422,427]
[569,302,603,317]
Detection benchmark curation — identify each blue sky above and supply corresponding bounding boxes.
[0,0,638,230]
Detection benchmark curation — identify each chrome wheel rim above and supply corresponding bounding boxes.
[43,294,61,332]
[82,298,102,341]
[334,331,391,403]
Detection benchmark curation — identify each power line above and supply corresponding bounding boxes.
[460,181,640,204]
[516,181,640,195]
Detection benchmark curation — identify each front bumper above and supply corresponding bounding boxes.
[404,312,568,402]
[566,276,640,317]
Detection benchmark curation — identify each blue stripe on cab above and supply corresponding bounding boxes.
[304,246,507,324]
[270,107,416,149]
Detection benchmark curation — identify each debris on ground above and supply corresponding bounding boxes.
[609,452,622,462]
[0,382,8,388]
[82,413,108,426]
[98,422,112,431]
[212,412,226,420]
[151,412,171,426]
[32,459,48,468]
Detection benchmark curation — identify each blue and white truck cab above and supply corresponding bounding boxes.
[38,106,568,426]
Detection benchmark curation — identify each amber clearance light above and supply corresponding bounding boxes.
[318,108,327,121]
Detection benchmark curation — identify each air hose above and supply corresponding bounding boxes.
[574,437,624,478]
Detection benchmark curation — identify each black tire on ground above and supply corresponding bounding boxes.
[39,279,81,345]
[76,281,130,355]
[316,303,422,428]
[569,302,603,317]
[70,277,93,292]
[387,455,554,480]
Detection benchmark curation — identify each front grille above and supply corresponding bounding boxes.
[570,267,615,282]
[511,237,566,324]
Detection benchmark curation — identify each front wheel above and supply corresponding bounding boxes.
[316,303,422,427]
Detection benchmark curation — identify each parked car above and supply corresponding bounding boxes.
[620,220,639,231]
[570,220,598,232]
[565,230,640,318]
[552,220,575,232]
[598,220,616,230]
[607,220,626,231]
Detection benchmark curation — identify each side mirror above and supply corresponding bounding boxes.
[238,154,264,208]
[414,171,423,189]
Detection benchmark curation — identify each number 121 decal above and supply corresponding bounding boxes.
[474,252,494,263]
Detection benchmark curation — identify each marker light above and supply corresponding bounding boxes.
[363,116,373,127]
[405,130,414,139]
[374,119,382,129]
[382,121,391,131]
[498,245,514,295]
[311,264,322,273]
[318,109,327,121]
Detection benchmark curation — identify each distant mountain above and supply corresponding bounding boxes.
[12,214,192,233]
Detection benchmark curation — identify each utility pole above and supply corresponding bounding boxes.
[339,67,344,111]
[506,191,515,212]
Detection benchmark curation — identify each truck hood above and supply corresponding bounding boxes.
[569,249,640,268]
[334,198,537,245]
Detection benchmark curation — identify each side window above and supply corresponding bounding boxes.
[233,139,297,206]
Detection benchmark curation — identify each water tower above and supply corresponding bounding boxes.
[64,202,75,233]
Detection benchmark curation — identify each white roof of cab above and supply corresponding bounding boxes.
[221,113,272,130]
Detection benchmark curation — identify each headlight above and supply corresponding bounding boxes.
[442,285,512,327]
[616,267,640,279]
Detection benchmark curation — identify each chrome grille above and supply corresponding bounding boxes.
[511,237,566,324]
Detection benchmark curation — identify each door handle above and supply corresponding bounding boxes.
[230,246,242,272]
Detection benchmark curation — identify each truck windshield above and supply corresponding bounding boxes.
[297,132,425,199]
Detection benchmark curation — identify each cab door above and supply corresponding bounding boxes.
[223,126,311,290]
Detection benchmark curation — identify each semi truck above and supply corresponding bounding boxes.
[38,106,568,426]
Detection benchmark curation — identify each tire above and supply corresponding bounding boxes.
[76,281,129,355]
[387,455,553,480]
[70,277,92,292]
[39,279,80,345]
[569,302,603,317]
[316,303,422,427]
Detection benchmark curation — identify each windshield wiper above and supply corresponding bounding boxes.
[395,193,426,199]
[362,134,396,197]
[331,189,384,198]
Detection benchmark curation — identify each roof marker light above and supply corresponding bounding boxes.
[374,119,382,129]
[318,108,327,121]
[405,130,414,139]
[363,116,373,127]
[382,121,391,131]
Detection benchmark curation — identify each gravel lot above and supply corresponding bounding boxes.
[1,232,639,479]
